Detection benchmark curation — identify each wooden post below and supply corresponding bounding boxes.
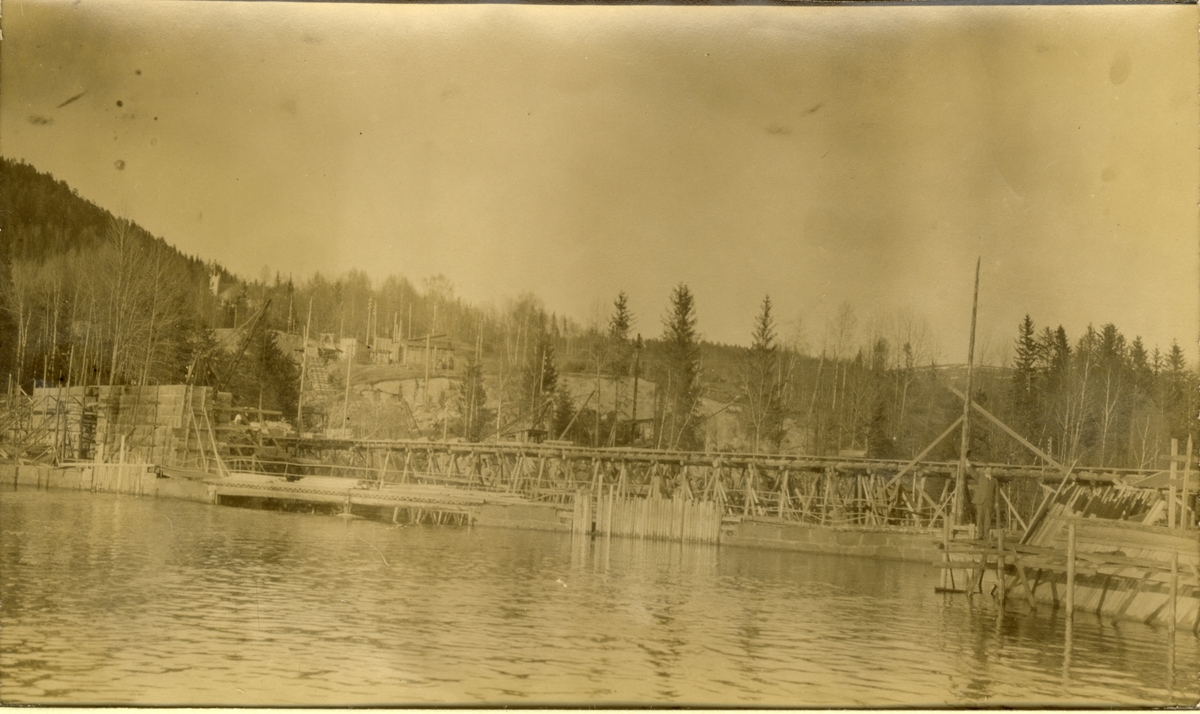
[1066,522,1076,617]
[997,529,1006,611]
[1183,436,1194,531]
[342,348,353,435]
[1169,438,1178,530]
[606,485,615,537]
[630,348,640,427]
[1062,614,1073,681]
[377,449,390,487]
[1169,549,1178,640]
[296,299,312,430]
[940,513,951,591]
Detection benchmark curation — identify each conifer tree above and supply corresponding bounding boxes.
[741,295,786,452]
[1011,315,1042,442]
[659,283,702,451]
[609,291,632,343]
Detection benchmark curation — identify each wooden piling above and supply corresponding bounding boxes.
[606,486,615,536]
[1066,522,1076,617]
[940,515,951,591]
[997,529,1006,610]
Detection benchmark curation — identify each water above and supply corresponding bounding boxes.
[1,489,1196,706]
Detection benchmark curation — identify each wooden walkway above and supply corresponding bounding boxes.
[942,518,1199,633]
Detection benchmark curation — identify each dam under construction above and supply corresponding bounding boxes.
[3,376,1198,706]
[3,376,1197,635]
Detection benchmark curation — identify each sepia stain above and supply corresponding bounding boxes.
[1110,51,1131,85]
[280,98,298,115]
[150,137,157,146]
[135,69,142,76]
[1035,44,1054,54]
[1101,165,1120,182]
[301,33,321,45]
[114,160,125,171]
[805,103,823,115]
[28,115,53,126]
[56,91,86,109]
[441,86,460,101]
[116,100,123,107]
[766,125,791,136]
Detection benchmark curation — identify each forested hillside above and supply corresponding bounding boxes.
[1,158,1194,468]
[0,159,290,412]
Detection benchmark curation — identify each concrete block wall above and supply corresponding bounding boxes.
[721,517,942,564]
[1,463,212,503]
[474,503,573,532]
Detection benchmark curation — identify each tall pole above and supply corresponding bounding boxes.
[631,335,641,428]
[342,351,353,437]
[954,258,981,526]
[296,298,313,429]
[424,332,432,405]
[595,349,602,447]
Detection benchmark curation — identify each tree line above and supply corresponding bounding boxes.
[1008,317,1195,468]
[2,158,1194,468]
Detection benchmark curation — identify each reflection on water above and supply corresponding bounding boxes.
[1,489,1196,706]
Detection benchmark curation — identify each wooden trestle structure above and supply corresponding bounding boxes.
[244,436,1154,532]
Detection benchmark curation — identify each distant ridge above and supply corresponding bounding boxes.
[0,157,230,285]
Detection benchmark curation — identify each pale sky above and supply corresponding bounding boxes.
[3,1,1197,363]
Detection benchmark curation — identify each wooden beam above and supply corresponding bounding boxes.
[997,484,1028,532]
[955,258,982,528]
[949,386,1065,472]
[883,415,964,489]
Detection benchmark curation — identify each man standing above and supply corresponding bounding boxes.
[972,466,996,542]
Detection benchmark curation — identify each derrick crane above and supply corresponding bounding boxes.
[213,298,272,392]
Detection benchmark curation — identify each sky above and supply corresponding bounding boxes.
[2,1,1197,364]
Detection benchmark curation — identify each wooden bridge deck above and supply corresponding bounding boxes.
[208,472,537,511]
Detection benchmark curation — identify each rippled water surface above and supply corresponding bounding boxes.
[1,489,1196,706]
